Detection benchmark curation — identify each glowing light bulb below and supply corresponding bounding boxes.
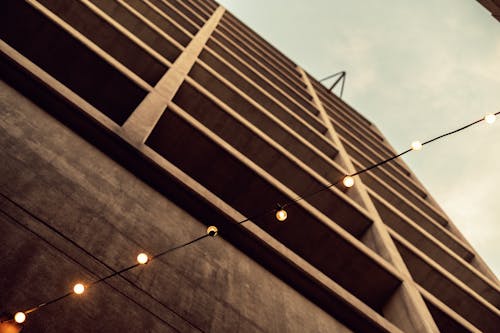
[137,253,149,264]
[207,226,218,237]
[485,114,496,124]
[73,283,85,295]
[343,176,354,188]
[411,141,422,151]
[14,312,26,324]
[275,209,287,222]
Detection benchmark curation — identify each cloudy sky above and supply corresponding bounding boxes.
[217,0,500,276]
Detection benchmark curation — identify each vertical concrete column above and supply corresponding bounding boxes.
[121,6,225,144]
[299,67,439,333]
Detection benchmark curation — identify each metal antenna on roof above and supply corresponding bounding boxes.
[319,71,346,98]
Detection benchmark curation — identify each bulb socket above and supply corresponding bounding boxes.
[207,226,218,237]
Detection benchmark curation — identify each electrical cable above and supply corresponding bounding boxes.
[0,196,205,332]
[0,207,181,332]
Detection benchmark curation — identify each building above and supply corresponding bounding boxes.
[0,0,498,332]
[476,0,500,21]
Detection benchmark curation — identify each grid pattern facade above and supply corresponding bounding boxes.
[0,1,499,332]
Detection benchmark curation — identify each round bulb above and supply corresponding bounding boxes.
[207,226,218,237]
[14,312,26,324]
[343,176,354,188]
[137,253,149,264]
[275,209,287,222]
[485,114,496,124]
[411,141,422,151]
[73,283,85,295]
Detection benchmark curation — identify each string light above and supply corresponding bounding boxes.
[14,312,26,324]
[73,283,85,295]
[485,113,496,124]
[342,176,354,188]
[207,226,218,237]
[411,141,422,151]
[275,208,287,222]
[2,110,497,323]
[136,253,149,265]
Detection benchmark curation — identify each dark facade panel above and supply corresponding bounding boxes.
[37,0,168,85]
[88,0,184,61]
[0,0,147,125]
[147,0,201,34]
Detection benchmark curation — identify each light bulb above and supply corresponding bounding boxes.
[411,141,422,151]
[14,312,26,324]
[275,209,287,222]
[137,253,149,264]
[207,226,218,237]
[485,114,496,124]
[73,283,85,295]
[342,176,354,188]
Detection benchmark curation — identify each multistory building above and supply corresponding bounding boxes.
[0,1,498,332]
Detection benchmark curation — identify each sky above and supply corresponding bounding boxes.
[217,0,500,276]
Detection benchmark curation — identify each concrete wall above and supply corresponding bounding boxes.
[0,80,352,332]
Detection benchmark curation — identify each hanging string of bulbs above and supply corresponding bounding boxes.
[1,111,498,327]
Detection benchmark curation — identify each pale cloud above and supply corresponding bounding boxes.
[467,41,500,82]
[322,34,377,92]
[438,175,500,275]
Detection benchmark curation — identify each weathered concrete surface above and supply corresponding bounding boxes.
[0,80,352,332]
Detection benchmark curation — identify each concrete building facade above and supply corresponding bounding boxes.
[476,0,500,21]
[0,0,498,332]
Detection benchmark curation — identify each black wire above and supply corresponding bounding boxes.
[285,181,340,207]
[350,150,411,177]
[0,194,204,332]
[152,234,209,259]
[422,119,483,146]
[32,233,209,330]
[236,208,275,225]
[0,207,181,331]
[87,234,211,287]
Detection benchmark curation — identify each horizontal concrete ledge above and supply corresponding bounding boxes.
[346,140,429,203]
[386,226,500,307]
[357,165,449,229]
[222,10,301,78]
[0,49,402,333]
[332,116,419,190]
[142,0,203,34]
[369,189,474,262]
[217,17,310,96]
[392,232,499,332]
[218,15,307,91]
[207,30,320,119]
[323,94,386,147]
[420,286,481,333]
[311,77,373,129]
